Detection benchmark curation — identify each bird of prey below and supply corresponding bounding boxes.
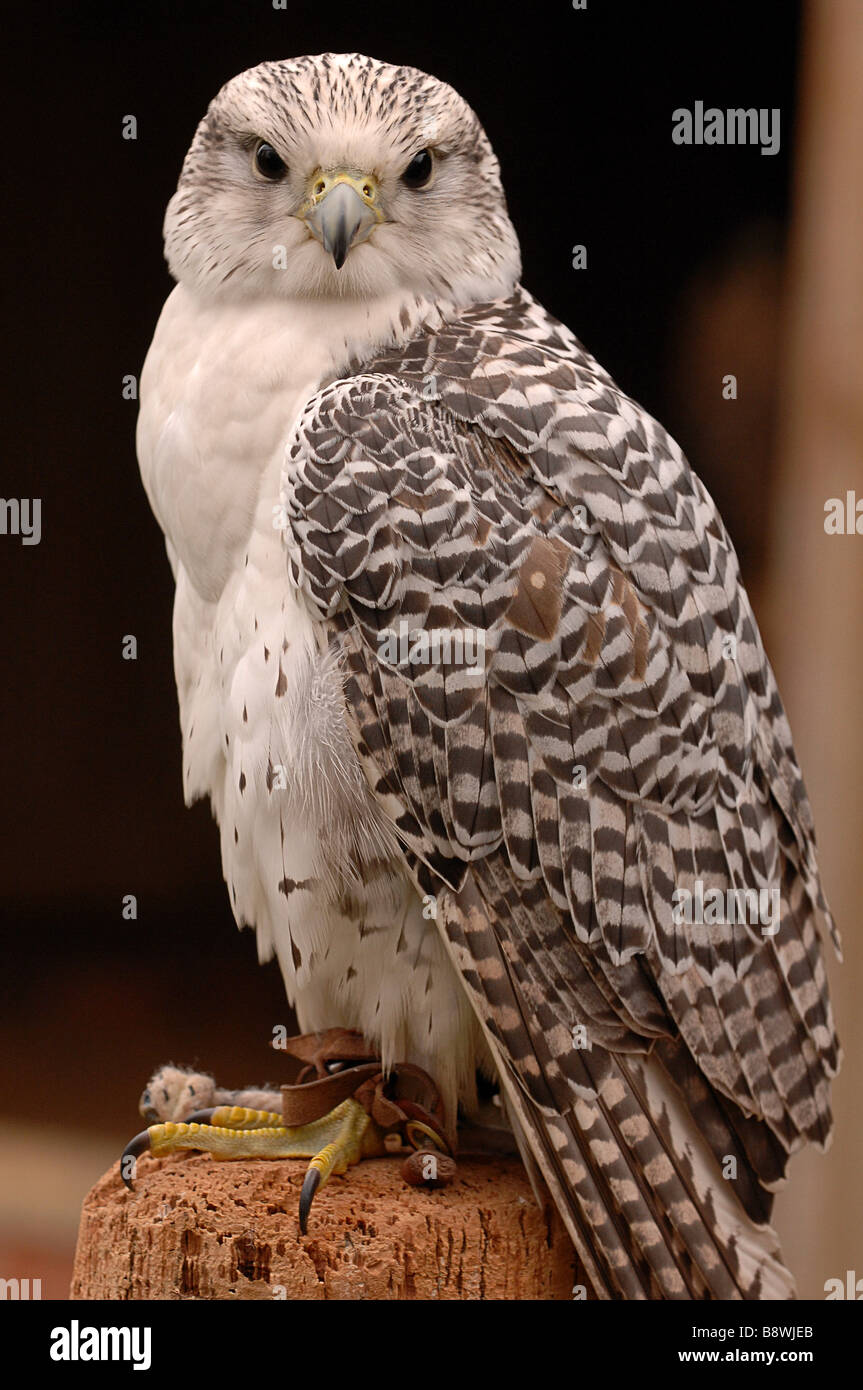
[133,52,840,1299]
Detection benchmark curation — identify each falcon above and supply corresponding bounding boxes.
[130,52,840,1299]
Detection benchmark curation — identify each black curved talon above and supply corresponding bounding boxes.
[120,1130,153,1190]
[298,1168,320,1234]
[183,1109,218,1126]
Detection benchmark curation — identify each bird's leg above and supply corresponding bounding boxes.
[121,1097,388,1233]
[121,1040,453,1231]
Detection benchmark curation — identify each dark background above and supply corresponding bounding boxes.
[0,0,799,1193]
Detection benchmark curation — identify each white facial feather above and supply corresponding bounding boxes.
[164,52,521,305]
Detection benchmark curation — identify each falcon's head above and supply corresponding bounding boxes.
[164,53,521,306]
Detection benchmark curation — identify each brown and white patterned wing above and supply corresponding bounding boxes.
[280,294,840,1298]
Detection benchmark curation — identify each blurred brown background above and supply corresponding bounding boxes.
[1,0,860,1298]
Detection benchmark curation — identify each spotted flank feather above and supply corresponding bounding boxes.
[277,285,840,1298]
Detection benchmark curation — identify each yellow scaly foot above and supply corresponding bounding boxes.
[120,1098,387,1232]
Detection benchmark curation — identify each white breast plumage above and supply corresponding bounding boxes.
[136,281,486,1122]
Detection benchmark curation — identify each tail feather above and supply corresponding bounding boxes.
[496,1044,796,1300]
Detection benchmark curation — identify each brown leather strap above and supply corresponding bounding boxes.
[276,1027,380,1081]
[280,1063,383,1127]
[277,1029,453,1153]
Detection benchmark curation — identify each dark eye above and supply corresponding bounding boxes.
[254,141,287,181]
[401,149,433,188]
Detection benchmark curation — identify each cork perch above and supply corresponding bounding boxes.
[71,1151,588,1300]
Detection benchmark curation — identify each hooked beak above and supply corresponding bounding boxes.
[300,172,383,270]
